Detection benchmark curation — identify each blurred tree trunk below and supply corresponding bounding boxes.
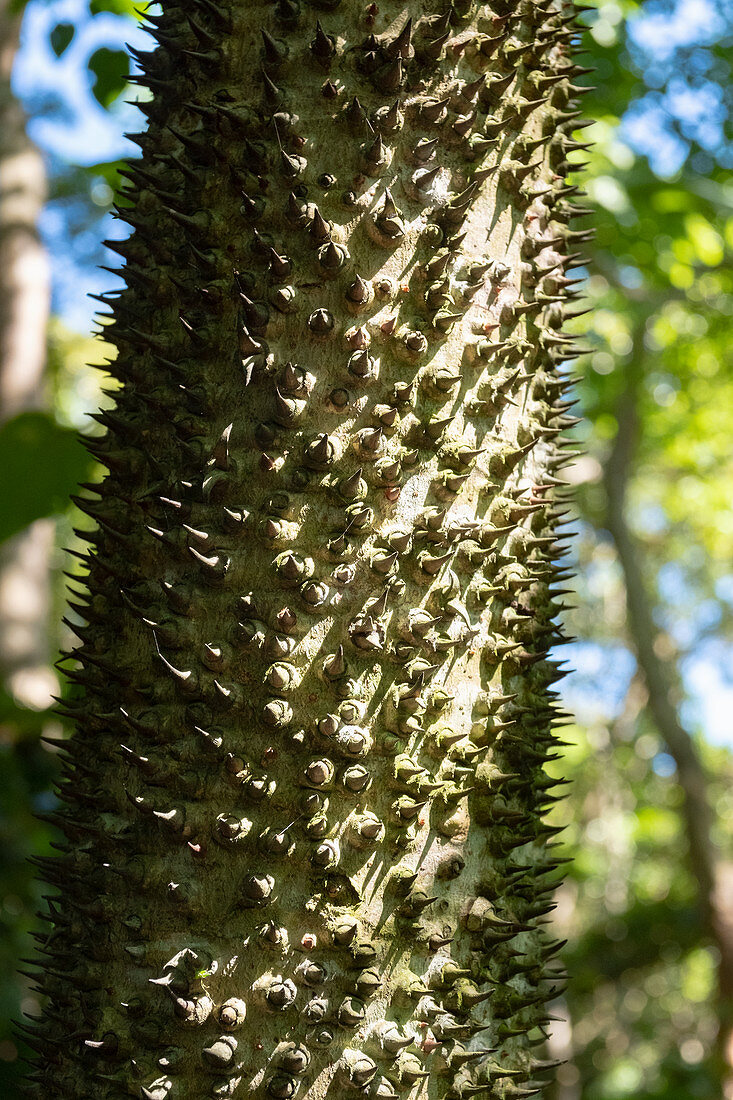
[0,1,55,717]
[604,349,733,1098]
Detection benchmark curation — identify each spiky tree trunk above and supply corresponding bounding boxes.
[23,2,588,1098]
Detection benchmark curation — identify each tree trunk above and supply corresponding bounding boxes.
[23,2,587,1098]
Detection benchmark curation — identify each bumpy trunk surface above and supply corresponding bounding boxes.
[24,2,587,1098]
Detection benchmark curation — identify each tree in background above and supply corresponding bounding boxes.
[0,0,53,793]
[0,4,53,1090]
[550,1,733,1097]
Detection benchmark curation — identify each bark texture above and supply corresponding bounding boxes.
[23,2,588,1098]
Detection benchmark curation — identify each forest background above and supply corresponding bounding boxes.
[0,0,731,1097]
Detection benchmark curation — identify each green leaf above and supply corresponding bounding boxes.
[0,413,91,544]
[49,22,75,57]
[89,0,141,16]
[87,46,129,108]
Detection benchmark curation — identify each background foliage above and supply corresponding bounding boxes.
[0,1,731,1097]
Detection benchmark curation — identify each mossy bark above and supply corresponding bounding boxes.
[23,2,588,1098]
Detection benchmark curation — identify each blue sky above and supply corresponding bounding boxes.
[12,0,733,747]
[14,0,149,165]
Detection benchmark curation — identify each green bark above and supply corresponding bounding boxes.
[22,1,588,1098]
